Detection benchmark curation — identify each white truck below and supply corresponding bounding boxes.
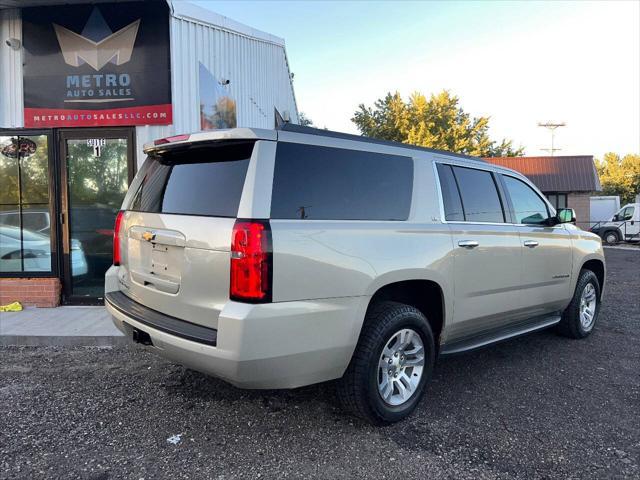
[591,203,640,244]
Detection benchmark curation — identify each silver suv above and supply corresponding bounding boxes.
[106,124,606,424]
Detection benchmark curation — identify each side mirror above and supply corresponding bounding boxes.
[556,208,576,224]
[612,214,620,222]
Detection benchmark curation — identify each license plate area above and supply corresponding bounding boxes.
[128,226,186,294]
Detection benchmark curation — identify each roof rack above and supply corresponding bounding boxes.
[276,123,482,161]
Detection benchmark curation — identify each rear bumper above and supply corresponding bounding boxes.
[106,290,368,389]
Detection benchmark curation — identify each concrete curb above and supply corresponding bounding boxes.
[1,335,128,347]
[603,245,640,252]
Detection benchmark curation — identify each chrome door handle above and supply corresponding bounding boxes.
[524,240,539,248]
[458,240,479,248]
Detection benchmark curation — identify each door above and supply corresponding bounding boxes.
[500,174,573,315]
[59,128,135,303]
[619,205,639,240]
[436,164,523,340]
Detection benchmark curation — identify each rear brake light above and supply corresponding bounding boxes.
[113,210,124,266]
[154,134,190,145]
[230,220,272,303]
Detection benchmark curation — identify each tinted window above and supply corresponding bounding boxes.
[128,142,253,217]
[436,163,464,221]
[503,176,549,224]
[271,143,413,220]
[451,166,504,223]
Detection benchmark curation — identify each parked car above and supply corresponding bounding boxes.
[0,225,88,275]
[0,210,51,234]
[590,203,639,244]
[105,125,606,425]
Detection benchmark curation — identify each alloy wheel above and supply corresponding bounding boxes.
[377,328,425,406]
[579,283,597,330]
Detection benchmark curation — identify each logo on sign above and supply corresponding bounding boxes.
[53,8,140,71]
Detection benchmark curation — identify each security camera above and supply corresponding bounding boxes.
[219,78,230,85]
[5,38,21,50]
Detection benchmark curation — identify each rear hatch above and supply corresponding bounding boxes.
[116,141,255,329]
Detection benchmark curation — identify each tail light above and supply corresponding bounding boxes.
[113,210,124,266]
[154,134,190,146]
[230,220,272,303]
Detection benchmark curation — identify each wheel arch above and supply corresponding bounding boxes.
[581,258,605,296]
[365,277,448,349]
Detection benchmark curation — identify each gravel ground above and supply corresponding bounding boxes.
[1,249,639,479]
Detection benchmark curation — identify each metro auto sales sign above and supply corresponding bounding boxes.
[22,2,172,127]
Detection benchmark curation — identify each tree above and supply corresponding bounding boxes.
[298,112,314,126]
[352,90,524,157]
[596,153,640,204]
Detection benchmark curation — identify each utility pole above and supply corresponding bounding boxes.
[538,121,566,156]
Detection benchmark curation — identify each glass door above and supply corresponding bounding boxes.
[59,128,135,303]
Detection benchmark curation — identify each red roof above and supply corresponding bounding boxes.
[483,155,601,193]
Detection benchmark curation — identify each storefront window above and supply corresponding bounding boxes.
[0,135,52,273]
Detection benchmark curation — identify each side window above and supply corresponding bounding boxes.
[622,206,635,220]
[435,164,464,221]
[451,166,505,223]
[271,143,413,221]
[503,176,549,225]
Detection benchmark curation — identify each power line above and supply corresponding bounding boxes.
[538,121,566,156]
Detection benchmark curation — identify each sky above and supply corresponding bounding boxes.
[194,0,640,158]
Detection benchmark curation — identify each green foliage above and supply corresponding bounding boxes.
[0,135,50,207]
[66,140,129,208]
[596,153,640,204]
[298,112,314,126]
[352,90,524,157]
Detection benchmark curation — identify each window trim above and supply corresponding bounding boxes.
[0,129,58,278]
[433,161,558,227]
[433,161,509,225]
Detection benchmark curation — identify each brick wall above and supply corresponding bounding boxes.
[568,192,591,230]
[0,278,61,308]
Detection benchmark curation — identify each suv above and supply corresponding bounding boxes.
[106,125,606,424]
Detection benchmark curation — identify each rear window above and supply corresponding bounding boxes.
[127,142,253,217]
[270,143,413,220]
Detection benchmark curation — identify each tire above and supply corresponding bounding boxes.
[336,301,435,425]
[557,269,601,339]
[603,230,620,245]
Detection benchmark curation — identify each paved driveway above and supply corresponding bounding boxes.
[1,249,638,479]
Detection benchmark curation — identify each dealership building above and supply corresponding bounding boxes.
[0,0,298,306]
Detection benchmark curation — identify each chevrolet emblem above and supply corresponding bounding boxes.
[142,231,156,242]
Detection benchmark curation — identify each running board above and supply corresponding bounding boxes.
[440,314,561,356]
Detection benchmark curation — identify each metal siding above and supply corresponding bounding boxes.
[0,8,23,127]
[168,13,298,134]
[137,11,299,167]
